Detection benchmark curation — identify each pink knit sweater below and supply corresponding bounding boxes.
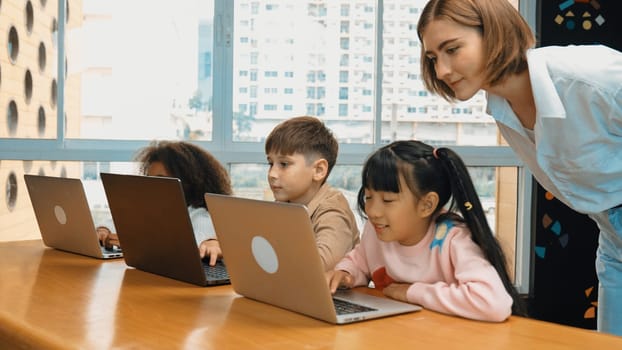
[335,219,513,322]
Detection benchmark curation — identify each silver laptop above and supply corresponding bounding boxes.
[24,174,123,259]
[204,193,422,324]
[100,172,230,287]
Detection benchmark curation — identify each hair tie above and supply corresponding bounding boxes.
[464,201,473,211]
[432,148,440,159]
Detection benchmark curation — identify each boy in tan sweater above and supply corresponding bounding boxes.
[265,116,360,270]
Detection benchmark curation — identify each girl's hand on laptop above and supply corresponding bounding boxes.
[326,270,354,294]
[199,239,222,266]
[104,233,120,249]
[96,227,120,249]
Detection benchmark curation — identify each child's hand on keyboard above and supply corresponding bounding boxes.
[96,227,120,249]
[199,239,222,266]
[326,269,354,294]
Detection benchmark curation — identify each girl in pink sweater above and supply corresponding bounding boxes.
[327,140,525,322]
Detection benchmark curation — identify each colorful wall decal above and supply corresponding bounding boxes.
[555,0,605,32]
[530,184,599,330]
[540,0,621,49]
[533,0,620,329]
[583,286,598,319]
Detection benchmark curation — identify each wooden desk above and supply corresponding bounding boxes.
[0,240,621,349]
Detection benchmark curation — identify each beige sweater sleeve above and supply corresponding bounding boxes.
[307,184,360,271]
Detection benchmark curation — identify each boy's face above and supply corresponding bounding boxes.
[266,151,321,205]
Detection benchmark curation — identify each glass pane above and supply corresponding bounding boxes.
[1,2,59,139]
[469,167,499,232]
[326,164,364,229]
[380,1,498,145]
[85,162,137,224]
[468,166,519,280]
[232,1,376,143]
[229,163,270,200]
[230,163,508,234]
[66,0,214,140]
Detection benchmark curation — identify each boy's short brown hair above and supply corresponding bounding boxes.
[265,116,339,179]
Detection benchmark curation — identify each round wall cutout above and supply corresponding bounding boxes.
[51,79,57,108]
[38,106,46,136]
[24,69,33,104]
[7,100,18,136]
[38,42,46,72]
[5,172,18,212]
[8,26,19,63]
[25,1,34,34]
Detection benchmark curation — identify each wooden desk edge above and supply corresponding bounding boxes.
[0,310,70,350]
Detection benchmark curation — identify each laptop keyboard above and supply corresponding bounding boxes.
[202,259,230,281]
[333,297,377,315]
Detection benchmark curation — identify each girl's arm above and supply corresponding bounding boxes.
[189,207,222,263]
[188,206,217,244]
[333,221,376,287]
[405,228,513,322]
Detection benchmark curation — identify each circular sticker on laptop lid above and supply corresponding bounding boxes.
[251,236,279,274]
[54,205,67,225]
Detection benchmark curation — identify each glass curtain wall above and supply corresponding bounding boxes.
[0,0,530,292]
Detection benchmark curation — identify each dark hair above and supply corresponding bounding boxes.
[417,0,535,101]
[357,140,526,316]
[264,116,338,181]
[134,140,232,209]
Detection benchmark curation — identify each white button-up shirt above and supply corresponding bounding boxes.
[487,45,622,214]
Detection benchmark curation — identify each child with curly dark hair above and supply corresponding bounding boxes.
[97,140,232,266]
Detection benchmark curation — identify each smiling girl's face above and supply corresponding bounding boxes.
[363,174,432,246]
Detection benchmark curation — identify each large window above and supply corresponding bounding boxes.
[0,0,532,293]
[75,1,214,140]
